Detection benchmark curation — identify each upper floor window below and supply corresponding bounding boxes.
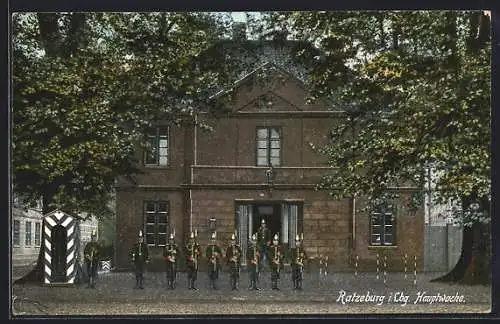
[25,221,32,246]
[370,202,396,246]
[35,222,41,246]
[144,201,169,247]
[145,126,169,166]
[256,127,281,166]
[13,220,20,246]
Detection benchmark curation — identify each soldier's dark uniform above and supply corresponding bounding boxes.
[225,233,242,291]
[131,230,149,289]
[83,230,100,288]
[247,234,261,290]
[163,234,180,289]
[268,234,284,290]
[185,231,202,290]
[290,234,307,290]
[257,219,271,271]
[205,232,222,290]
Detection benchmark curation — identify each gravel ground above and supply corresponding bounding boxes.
[11,268,491,316]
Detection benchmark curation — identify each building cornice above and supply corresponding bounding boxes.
[199,111,346,118]
[116,183,421,192]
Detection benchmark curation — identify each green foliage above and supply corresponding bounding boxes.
[266,11,491,224]
[12,12,239,219]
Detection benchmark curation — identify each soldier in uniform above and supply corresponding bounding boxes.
[247,233,261,290]
[131,230,149,289]
[163,233,180,289]
[257,219,271,272]
[205,232,222,290]
[290,233,307,290]
[84,230,100,288]
[268,233,284,290]
[225,232,242,291]
[185,230,202,290]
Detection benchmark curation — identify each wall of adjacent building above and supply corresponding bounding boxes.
[11,205,43,267]
[11,202,99,268]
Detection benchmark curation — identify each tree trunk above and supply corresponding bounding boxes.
[37,13,62,57]
[431,197,491,285]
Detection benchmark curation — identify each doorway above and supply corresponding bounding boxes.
[235,200,303,265]
[252,203,281,238]
[51,225,67,282]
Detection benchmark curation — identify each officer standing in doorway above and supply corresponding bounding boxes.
[257,219,271,272]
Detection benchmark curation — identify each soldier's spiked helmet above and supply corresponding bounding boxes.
[211,232,217,240]
[231,233,236,241]
[273,233,279,242]
[139,230,143,237]
[251,233,257,241]
[169,233,175,241]
[190,231,195,239]
[261,219,266,225]
[295,234,300,242]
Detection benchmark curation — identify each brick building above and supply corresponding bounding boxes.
[114,28,424,272]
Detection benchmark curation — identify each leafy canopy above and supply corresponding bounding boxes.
[264,11,490,224]
[12,12,240,219]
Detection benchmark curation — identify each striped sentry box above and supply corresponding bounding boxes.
[43,210,77,285]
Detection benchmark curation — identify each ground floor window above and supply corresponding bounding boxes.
[35,222,41,246]
[25,221,32,246]
[144,201,169,247]
[370,202,396,246]
[13,220,20,246]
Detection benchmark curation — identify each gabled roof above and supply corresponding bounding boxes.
[44,209,77,219]
[209,61,307,101]
[208,61,339,111]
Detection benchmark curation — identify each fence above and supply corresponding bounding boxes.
[424,223,462,272]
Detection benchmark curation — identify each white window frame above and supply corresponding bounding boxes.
[145,126,169,167]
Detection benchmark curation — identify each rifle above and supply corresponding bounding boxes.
[230,245,240,264]
[89,249,94,285]
[210,245,217,274]
[296,247,304,281]
[229,245,240,276]
[132,243,144,268]
[166,245,177,278]
[273,245,280,275]
[251,245,260,281]
[187,242,198,271]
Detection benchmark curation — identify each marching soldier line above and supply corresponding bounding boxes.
[85,219,310,292]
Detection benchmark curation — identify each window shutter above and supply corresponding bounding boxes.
[237,204,252,265]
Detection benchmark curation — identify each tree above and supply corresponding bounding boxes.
[12,12,240,284]
[264,11,491,284]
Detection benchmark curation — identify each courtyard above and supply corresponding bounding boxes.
[11,268,491,316]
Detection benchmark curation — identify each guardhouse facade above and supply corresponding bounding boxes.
[115,32,424,272]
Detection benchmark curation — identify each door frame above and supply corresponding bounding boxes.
[234,199,304,266]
